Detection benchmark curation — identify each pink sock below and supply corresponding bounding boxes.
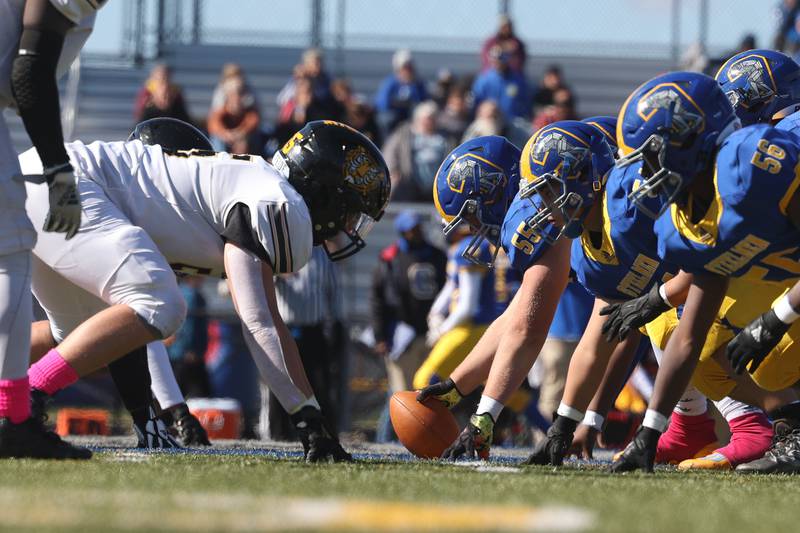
[28,349,79,396]
[0,377,30,423]
[656,411,717,463]
[714,411,773,466]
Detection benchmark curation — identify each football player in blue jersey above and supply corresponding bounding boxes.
[419,123,613,459]
[716,49,800,127]
[604,70,800,474]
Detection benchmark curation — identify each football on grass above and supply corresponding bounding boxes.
[389,390,460,459]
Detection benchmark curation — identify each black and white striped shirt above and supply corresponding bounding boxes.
[275,247,341,326]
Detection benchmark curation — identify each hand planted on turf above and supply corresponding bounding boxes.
[600,283,671,342]
[568,424,600,460]
[441,413,493,460]
[416,377,463,408]
[43,163,82,240]
[727,308,789,375]
[608,426,659,473]
[525,416,577,466]
[291,406,353,463]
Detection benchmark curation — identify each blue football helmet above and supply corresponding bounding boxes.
[716,49,800,126]
[582,116,618,154]
[433,135,521,266]
[520,120,615,243]
[618,71,740,219]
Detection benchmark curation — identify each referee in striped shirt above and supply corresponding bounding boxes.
[261,247,344,440]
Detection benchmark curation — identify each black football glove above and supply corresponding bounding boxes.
[525,415,577,466]
[43,163,82,240]
[291,406,352,463]
[727,308,789,375]
[416,378,463,408]
[441,413,494,460]
[600,283,671,342]
[608,426,660,473]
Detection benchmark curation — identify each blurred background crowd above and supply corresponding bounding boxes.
[6,0,788,446]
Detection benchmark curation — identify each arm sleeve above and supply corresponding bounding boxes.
[437,269,481,333]
[429,278,455,317]
[225,244,307,413]
[12,26,70,169]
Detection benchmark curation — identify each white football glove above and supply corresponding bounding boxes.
[43,163,81,240]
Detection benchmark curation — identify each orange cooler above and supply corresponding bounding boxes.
[186,398,242,439]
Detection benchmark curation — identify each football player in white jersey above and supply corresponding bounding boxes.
[19,120,390,461]
[0,0,104,459]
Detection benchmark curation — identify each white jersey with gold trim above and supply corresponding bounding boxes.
[19,140,314,278]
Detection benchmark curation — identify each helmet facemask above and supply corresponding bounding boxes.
[442,161,507,267]
[620,132,684,219]
[520,148,596,243]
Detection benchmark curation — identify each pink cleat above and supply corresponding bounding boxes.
[655,411,719,464]
[679,411,773,471]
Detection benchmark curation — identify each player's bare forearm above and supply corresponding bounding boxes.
[583,331,642,416]
[560,298,623,412]
[661,270,693,306]
[649,273,728,416]
[482,238,571,404]
[448,295,514,394]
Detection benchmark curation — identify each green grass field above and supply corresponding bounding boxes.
[1,443,799,533]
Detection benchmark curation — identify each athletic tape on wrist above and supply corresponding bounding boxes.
[643,409,668,433]
[774,295,800,324]
[658,284,674,308]
[582,410,604,432]
[556,402,584,423]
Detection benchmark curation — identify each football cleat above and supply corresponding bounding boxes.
[682,411,773,470]
[133,406,181,449]
[30,388,51,427]
[0,417,92,459]
[735,422,800,474]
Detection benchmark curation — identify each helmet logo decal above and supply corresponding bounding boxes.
[344,145,383,193]
[446,157,476,194]
[531,129,590,179]
[725,55,777,107]
[637,83,705,141]
[281,131,304,155]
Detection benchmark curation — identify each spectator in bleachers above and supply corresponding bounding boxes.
[277,48,334,111]
[462,100,531,149]
[275,76,343,146]
[207,78,261,154]
[134,63,191,124]
[210,63,258,112]
[430,68,456,108]
[532,87,577,131]
[532,64,573,112]
[382,101,452,202]
[371,211,447,442]
[331,78,382,145]
[437,85,470,145]
[776,0,800,52]
[472,46,531,120]
[375,49,429,136]
[480,14,526,73]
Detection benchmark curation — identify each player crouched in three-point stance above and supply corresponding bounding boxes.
[0,0,105,459]
[18,120,389,462]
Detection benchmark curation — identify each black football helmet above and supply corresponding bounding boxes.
[128,117,213,151]
[272,120,390,261]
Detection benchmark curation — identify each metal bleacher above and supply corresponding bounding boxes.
[4,44,672,321]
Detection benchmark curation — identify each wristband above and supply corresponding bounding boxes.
[643,409,668,433]
[476,395,504,422]
[556,402,584,423]
[773,295,800,325]
[658,284,675,308]
[582,410,604,432]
